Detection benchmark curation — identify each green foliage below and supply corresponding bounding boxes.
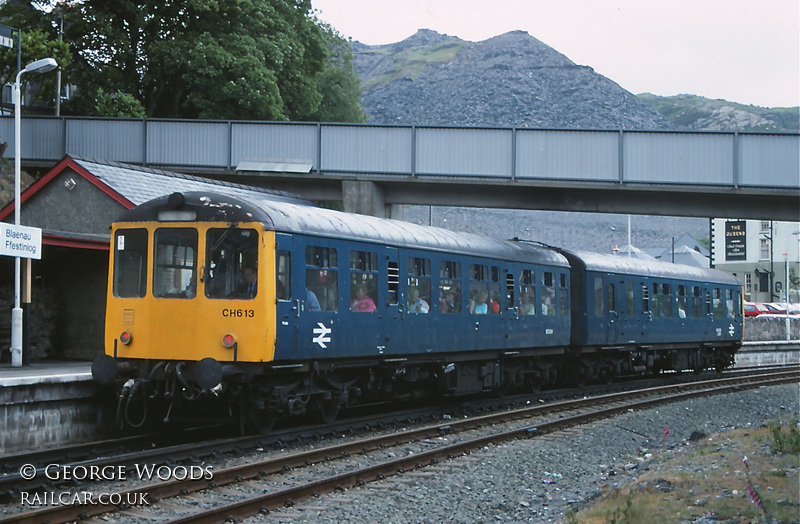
[95,88,146,118]
[365,41,463,90]
[0,27,71,113]
[305,23,366,123]
[0,1,364,122]
[769,422,800,454]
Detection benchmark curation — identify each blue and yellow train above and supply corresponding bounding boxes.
[92,192,743,431]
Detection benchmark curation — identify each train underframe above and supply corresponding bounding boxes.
[102,342,740,433]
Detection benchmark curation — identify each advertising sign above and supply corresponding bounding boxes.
[725,220,746,261]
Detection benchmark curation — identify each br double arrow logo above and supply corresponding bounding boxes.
[313,323,332,348]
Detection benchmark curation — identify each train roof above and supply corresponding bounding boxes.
[118,192,569,267]
[560,248,742,285]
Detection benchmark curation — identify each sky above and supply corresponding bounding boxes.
[312,0,800,108]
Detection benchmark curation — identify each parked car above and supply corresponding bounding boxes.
[766,302,800,315]
[762,303,787,315]
[744,302,770,317]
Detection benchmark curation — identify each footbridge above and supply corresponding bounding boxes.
[2,116,797,220]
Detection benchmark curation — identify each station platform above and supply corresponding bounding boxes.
[0,360,102,456]
[0,359,92,387]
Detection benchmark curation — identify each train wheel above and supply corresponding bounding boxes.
[312,396,340,424]
[525,374,542,393]
[249,408,277,434]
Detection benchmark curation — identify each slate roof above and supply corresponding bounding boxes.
[68,156,306,207]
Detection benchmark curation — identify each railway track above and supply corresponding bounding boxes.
[2,367,796,524]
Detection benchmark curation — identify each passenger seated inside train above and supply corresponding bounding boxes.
[408,287,430,313]
[351,284,376,312]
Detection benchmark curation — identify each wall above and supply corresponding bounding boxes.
[744,315,800,341]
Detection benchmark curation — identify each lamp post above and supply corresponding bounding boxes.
[11,57,57,367]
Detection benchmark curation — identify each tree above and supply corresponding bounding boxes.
[0,26,71,114]
[307,22,366,123]
[1,0,365,122]
[63,0,342,120]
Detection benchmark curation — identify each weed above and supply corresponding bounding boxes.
[769,422,800,454]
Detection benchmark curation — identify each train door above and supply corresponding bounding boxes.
[274,233,297,360]
[605,278,619,344]
[383,247,401,354]
[285,236,341,360]
[403,251,435,354]
[619,279,640,342]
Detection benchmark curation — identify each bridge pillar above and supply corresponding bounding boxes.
[342,181,403,220]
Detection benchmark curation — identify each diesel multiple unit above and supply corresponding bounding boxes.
[92,192,743,431]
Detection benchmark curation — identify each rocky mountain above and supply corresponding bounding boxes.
[353,29,675,130]
[353,29,799,134]
[637,93,799,132]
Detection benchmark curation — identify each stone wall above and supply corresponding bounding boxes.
[0,379,109,454]
[744,316,800,342]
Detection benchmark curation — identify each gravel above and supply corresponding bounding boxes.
[255,383,799,523]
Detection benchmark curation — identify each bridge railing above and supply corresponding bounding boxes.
[0,116,797,189]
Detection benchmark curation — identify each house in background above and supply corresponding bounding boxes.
[711,219,800,303]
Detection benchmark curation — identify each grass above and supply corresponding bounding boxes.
[364,41,464,90]
[566,417,800,523]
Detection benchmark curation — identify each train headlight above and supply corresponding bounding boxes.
[119,331,132,345]
[222,334,235,348]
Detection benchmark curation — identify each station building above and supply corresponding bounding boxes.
[711,219,800,303]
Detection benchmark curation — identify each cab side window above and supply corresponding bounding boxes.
[113,228,148,298]
[205,228,258,299]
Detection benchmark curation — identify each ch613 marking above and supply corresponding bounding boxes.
[223,309,254,318]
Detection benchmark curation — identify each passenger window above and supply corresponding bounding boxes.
[350,251,378,312]
[625,281,634,316]
[205,228,258,299]
[712,288,723,319]
[594,277,604,317]
[489,266,501,315]
[677,285,687,318]
[542,272,555,316]
[439,261,462,314]
[607,283,615,313]
[113,228,148,298]
[305,246,338,312]
[277,251,291,301]
[407,257,431,314]
[558,273,569,316]
[154,228,197,299]
[469,264,489,314]
[519,269,535,315]
[725,289,735,318]
[651,283,660,317]
[660,283,672,318]
[691,286,703,318]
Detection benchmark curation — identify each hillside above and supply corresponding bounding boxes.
[353,29,798,133]
[353,30,675,130]
[637,93,799,132]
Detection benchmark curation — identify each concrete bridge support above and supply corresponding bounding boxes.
[342,180,403,220]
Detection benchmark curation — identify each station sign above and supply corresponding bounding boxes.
[0,25,14,49]
[0,223,42,259]
[724,220,746,261]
